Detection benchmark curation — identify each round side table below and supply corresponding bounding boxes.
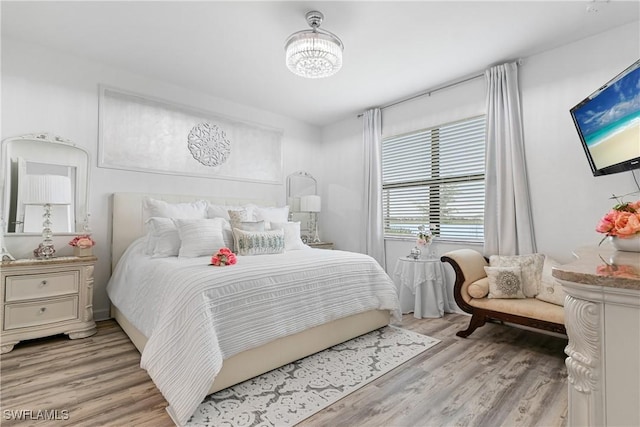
[392,256,446,318]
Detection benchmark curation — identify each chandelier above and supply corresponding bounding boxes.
[285,11,344,79]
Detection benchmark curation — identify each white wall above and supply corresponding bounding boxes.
[521,21,640,262]
[320,22,639,312]
[1,38,322,320]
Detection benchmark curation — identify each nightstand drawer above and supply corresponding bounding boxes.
[5,271,79,302]
[4,297,79,330]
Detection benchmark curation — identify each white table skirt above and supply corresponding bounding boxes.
[392,257,446,318]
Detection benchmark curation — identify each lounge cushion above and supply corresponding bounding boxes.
[468,296,564,325]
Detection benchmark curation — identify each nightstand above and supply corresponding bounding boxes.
[1,256,97,353]
[307,242,334,250]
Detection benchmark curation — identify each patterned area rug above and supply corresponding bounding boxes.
[186,326,440,427]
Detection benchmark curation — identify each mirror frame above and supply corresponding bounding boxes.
[1,133,91,236]
[286,171,317,212]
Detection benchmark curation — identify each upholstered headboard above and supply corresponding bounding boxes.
[111,192,275,270]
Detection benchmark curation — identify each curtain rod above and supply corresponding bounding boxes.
[358,59,525,117]
[357,72,483,118]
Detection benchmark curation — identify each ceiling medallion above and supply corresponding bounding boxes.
[285,11,344,79]
[187,123,231,167]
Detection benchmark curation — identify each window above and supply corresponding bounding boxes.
[382,115,485,242]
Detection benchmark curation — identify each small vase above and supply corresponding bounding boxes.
[610,236,640,253]
[74,246,93,257]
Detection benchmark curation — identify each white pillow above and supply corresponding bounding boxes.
[254,206,289,224]
[232,228,285,256]
[535,256,566,306]
[207,203,245,220]
[145,217,180,258]
[270,221,306,251]
[143,197,207,219]
[174,218,227,258]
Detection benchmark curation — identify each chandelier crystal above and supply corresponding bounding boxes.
[285,11,343,79]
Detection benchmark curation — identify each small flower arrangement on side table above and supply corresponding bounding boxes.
[596,198,640,252]
[68,235,96,257]
[210,248,237,266]
[409,224,434,259]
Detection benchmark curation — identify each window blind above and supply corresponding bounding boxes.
[382,115,486,242]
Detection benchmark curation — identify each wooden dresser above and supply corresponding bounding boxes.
[1,256,97,353]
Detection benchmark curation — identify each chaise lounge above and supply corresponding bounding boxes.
[441,249,566,338]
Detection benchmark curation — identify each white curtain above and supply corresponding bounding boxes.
[362,108,386,268]
[484,62,536,255]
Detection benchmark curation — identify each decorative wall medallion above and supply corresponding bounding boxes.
[564,295,601,394]
[187,123,231,167]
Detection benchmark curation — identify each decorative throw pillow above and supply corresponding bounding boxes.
[143,197,207,219]
[489,253,545,298]
[535,256,566,306]
[232,228,285,256]
[228,209,251,229]
[485,266,526,299]
[145,217,180,258]
[173,218,227,258]
[468,277,490,299]
[270,221,306,251]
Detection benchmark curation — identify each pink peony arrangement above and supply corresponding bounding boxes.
[68,235,95,248]
[596,199,640,239]
[210,247,237,266]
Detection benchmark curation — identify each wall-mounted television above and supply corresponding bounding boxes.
[570,59,640,176]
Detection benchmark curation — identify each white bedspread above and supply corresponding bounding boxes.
[107,239,400,425]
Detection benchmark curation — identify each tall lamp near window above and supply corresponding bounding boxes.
[300,195,321,243]
[23,174,72,259]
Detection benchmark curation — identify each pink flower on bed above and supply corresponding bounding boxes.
[210,247,236,266]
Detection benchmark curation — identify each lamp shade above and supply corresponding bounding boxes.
[300,195,321,213]
[23,174,72,205]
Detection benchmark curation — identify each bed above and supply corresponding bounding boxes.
[107,192,400,425]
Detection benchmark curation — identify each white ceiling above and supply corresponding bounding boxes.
[2,1,639,127]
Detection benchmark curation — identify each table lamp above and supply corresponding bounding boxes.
[23,174,72,259]
[300,195,321,243]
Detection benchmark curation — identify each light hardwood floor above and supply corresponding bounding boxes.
[0,314,568,426]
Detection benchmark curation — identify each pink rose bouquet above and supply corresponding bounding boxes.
[596,199,640,240]
[68,235,95,248]
[210,247,237,266]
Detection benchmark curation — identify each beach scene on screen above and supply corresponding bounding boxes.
[574,66,640,170]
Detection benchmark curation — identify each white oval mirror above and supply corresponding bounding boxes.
[1,133,90,235]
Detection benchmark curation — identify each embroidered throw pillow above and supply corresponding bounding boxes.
[485,266,526,299]
[232,229,285,256]
[535,256,566,306]
[228,209,251,229]
[489,253,545,297]
[174,218,227,258]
